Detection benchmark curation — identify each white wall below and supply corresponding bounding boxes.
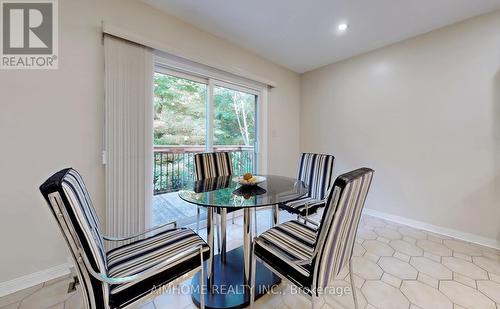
[0,0,300,283]
[301,11,500,242]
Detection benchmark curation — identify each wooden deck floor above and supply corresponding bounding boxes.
[152,191,203,227]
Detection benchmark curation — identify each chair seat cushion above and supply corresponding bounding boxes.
[279,197,325,216]
[107,228,209,308]
[254,220,317,289]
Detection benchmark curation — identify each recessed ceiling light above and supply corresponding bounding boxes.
[338,23,349,31]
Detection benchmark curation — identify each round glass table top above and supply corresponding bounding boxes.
[178,175,308,208]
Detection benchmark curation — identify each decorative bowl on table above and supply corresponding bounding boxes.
[232,173,266,186]
[232,186,267,198]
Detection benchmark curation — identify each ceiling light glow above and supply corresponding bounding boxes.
[338,23,349,31]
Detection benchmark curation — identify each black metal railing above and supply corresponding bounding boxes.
[153,145,255,195]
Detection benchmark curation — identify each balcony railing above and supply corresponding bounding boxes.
[153,145,255,195]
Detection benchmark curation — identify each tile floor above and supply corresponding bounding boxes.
[1,211,500,309]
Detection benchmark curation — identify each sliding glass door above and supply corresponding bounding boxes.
[213,83,257,175]
[152,69,259,226]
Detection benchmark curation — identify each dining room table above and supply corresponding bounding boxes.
[178,174,308,309]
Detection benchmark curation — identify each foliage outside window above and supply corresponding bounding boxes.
[153,72,257,194]
[154,73,256,147]
[154,73,207,146]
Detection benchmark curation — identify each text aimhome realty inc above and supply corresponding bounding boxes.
[150,284,353,296]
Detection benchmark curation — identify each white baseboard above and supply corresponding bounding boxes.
[363,208,500,251]
[0,263,72,297]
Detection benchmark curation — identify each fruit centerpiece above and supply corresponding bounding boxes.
[233,172,266,186]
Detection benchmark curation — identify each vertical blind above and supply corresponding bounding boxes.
[104,34,153,240]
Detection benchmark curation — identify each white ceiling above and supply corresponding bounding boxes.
[144,0,500,73]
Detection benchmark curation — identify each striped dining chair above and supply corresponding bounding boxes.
[40,168,210,309]
[278,153,335,221]
[194,152,235,256]
[194,152,233,181]
[251,168,374,309]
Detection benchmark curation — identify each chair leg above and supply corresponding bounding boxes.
[311,293,322,309]
[199,247,205,309]
[221,209,227,263]
[272,205,279,226]
[254,208,258,235]
[196,207,200,233]
[215,213,221,254]
[250,242,256,309]
[349,259,359,309]
[298,203,311,225]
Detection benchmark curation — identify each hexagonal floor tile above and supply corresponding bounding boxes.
[410,256,452,280]
[398,226,427,239]
[401,281,452,309]
[282,284,315,309]
[423,251,442,262]
[477,280,500,303]
[362,240,395,257]
[442,257,488,280]
[63,291,83,309]
[472,256,500,275]
[385,222,404,230]
[443,239,482,256]
[417,239,452,256]
[482,250,500,261]
[0,284,43,307]
[390,239,423,256]
[378,257,417,280]
[153,285,193,309]
[324,280,366,309]
[351,256,383,280]
[357,228,378,240]
[453,251,473,262]
[439,281,496,309]
[426,235,444,244]
[1,302,22,309]
[138,302,155,309]
[402,236,417,244]
[352,243,366,257]
[18,279,74,309]
[417,272,439,289]
[362,281,409,309]
[381,273,402,288]
[453,272,477,288]
[394,252,411,263]
[364,217,387,228]
[488,272,500,284]
[377,236,391,244]
[374,227,402,240]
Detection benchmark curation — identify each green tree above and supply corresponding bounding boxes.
[153,73,256,147]
[153,73,206,145]
[214,86,255,146]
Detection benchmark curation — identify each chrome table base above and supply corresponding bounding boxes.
[191,246,280,309]
[191,208,280,309]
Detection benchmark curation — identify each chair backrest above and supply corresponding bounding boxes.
[312,167,374,292]
[40,168,107,308]
[194,175,232,193]
[296,153,335,200]
[194,152,233,180]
